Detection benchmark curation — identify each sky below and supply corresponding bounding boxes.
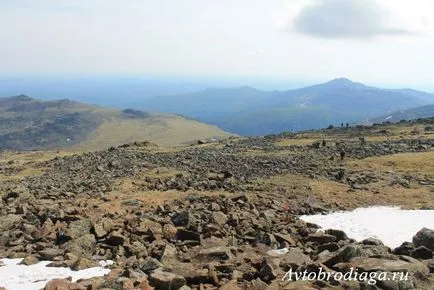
[1,0,434,88]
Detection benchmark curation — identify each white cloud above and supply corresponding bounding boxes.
[290,0,415,38]
[279,0,434,39]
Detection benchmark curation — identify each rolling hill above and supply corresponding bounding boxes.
[140,78,434,135]
[369,104,434,123]
[0,95,233,151]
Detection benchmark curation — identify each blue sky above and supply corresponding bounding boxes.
[1,0,434,88]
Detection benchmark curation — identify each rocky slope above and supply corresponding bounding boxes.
[0,95,232,151]
[0,119,434,289]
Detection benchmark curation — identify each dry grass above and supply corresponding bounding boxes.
[241,149,298,157]
[347,151,434,177]
[0,150,74,182]
[273,123,433,145]
[260,172,434,210]
[82,175,234,216]
[0,168,45,182]
[0,150,75,164]
[71,114,233,151]
[276,138,319,146]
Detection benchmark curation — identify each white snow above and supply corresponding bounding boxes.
[385,115,393,120]
[266,248,289,256]
[0,259,113,290]
[300,206,434,249]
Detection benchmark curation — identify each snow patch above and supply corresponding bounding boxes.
[300,206,434,249]
[0,258,112,290]
[385,115,393,120]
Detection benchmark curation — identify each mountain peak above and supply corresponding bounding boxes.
[321,78,368,89]
[326,78,354,85]
[0,95,34,109]
[9,94,34,102]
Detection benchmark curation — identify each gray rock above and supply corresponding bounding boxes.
[335,256,429,276]
[411,246,433,260]
[321,244,390,267]
[20,255,39,265]
[279,248,313,271]
[105,231,127,246]
[176,228,201,243]
[325,229,348,241]
[259,259,278,282]
[141,257,164,273]
[218,280,241,290]
[66,219,92,239]
[249,278,269,290]
[66,234,96,257]
[149,269,186,290]
[393,242,414,256]
[92,218,112,238]
[198,246,234,260]
[38,248,65,260]
[362,237,384,246]
[172,211,196,228]
[273,233,296,246]
[211,211,228,226]
[0,214,22,231]
[136,218,163,237]
[306,232,336,244]
[413,228,434,251]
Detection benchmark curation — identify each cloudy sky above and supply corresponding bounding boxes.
[1,0,433,88]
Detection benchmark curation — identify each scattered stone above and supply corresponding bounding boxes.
[0,126,434,289]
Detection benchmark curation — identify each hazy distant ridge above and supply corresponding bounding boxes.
[140,78,434,135]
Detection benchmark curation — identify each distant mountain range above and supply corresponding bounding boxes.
[369,104,434,123]
[140,78,434,135]
[0,95,232,151]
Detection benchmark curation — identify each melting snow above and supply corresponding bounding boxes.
[0,259,112,290]
[300,206,434,249]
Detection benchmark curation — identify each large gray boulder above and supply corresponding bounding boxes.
[413,228,434,251]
